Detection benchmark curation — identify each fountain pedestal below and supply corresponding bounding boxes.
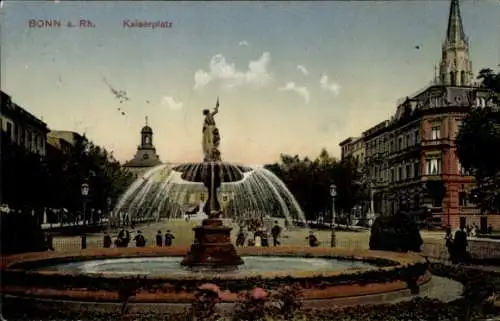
[180,162,244,267]
[181,218,243,267]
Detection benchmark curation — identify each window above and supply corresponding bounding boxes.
[390,169,395,182]
[406,164,412,179]
[406,134,411,146]
[459,192,467,207]
[6,122,12,140]
[398,137,403,150]
[455,121,462,139]
[143,153,149,160]
[460,71,465,85]
[415,131,420,143]
[398,166,402,181]
[431,126,440,140]
[414,162,420,177]
[144,136,150,144]
[426,158,441,175]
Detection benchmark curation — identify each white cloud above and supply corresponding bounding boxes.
[193,52,273,90]
[320,74,341,95]
[297,65,309,75]
[238,40,249,47]
[279,82,310,104]
[161,96,184,110]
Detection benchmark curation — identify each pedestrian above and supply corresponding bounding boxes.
[117,229,130,248]
[330,229,336,248]
[134,230,146,247]
[164,230,175,247]
[46,232,54,251]
[453,228,468,263]
[271,221,282,246]
[156,230,163,247]
[236,227,246,247]
[103,232,112,248]
[444,227,455,263]
[306,231,320,247]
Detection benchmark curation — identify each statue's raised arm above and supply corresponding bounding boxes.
[212,97,220,116]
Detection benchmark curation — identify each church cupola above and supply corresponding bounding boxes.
[438,0,473,86]
[123,115,162,173]
[140,116,154,148]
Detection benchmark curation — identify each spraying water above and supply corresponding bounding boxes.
[113,163,306,225]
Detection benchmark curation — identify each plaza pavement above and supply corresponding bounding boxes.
[50,219,448,251]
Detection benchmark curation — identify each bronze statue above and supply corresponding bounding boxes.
[202,98,221,162]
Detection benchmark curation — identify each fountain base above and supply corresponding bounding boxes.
[181,218,244,267]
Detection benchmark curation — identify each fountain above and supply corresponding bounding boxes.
[113,99,307,229]
[0,99,431,317]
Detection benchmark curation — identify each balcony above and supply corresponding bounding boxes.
[421,138,454,148]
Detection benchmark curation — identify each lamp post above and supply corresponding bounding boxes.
[81,182,89,249]
[330,184,337,228]
[107,197,112,227]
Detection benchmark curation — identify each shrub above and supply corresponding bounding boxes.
[1,212,48,254]
[369,210,423,253]
[187,283,221,321]
[232,288,269,321]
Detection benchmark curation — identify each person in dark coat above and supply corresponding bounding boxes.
[236,227,246,247]
[103,232,112,248]
[444,227,455,263]
[453,228,468,263]
[271,221,282,246]
[156,230,163,247]
[306,231,320,247]
[117,229,131,248]
[164,230,175,247]
[134,230,146,247]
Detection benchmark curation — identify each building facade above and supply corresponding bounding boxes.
[339,136,365,169]
[338,0,500,230]
[46,130,86,160]
[0,91,49,156]
[123,117,162,176]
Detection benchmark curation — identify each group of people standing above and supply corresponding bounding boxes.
[236,220,283,247]
[102,229,175,248]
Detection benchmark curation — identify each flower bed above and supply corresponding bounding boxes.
[3,263,499,321]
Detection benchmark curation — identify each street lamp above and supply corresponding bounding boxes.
[107,197,112,226]
[81,182,89,249]
[330,184,337,227]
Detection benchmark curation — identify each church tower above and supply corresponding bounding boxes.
[438,0,473,86]
[123,116,162,175]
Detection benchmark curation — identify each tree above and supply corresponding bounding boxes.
[264,149,364,221]
[456,68,500,214]
[0,131,134,223]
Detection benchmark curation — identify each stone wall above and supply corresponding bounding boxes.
[422,238,500,260]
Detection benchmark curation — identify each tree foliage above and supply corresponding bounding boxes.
[456,68,500,213]
[1,131,134,219]
[264,148,368,221]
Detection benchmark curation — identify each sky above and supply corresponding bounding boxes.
[1,0,499,165]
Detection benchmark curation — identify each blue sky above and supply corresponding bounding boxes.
[1,0,499,164]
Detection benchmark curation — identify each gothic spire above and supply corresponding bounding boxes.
[446,0,466,44]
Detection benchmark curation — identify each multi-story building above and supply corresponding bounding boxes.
[339,136,365,168]
[338,0,500,230]
[46,130,86,160]
[123,117,162,176]
[0,91,49,156]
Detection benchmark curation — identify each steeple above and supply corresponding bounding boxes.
[446,0,466,44]
[438,0,473,86]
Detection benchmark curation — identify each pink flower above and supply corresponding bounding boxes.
[198,283,220,295]
[251,287,268,300]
